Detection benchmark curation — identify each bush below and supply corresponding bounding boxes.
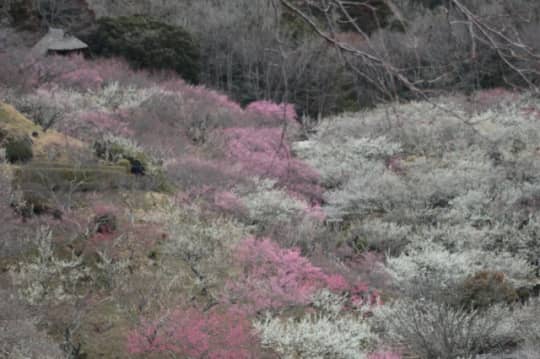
[343,219,411,256]
[385,243,531,298]
[0,287,66,359]
[224,127,322,202]
[514,298,540,356]
[8,227,88,305]
[245,100,298,125]
[238,178,307,228]
[92,205,118,234]
[222,237,364,313]
[0,102,38,163]
[460,271,518,309]
[254,289,380,358]
[93,135,156,176]
[156,201,248,295]
[255,310,377,359]
[127,307,258,358]
[88,15,200,83]
[5,136,33,163]
[375,298,516,359]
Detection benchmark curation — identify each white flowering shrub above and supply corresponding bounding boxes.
[9,227,89,305]
[13,84,166,115]
[94,247,131,291]
[325,168,407,220]
[156,201,249,293]
[386,242,532,291]
[91,82,163,110]
[98,134,145,158]
[255,298,377,359]
[93,134,164,176]
[6,92,66,130]
[293,137,401,187]
[297,93,540,357]
[302,92,540,255]
[254,289,380,359]
[255,313,376,359]
[162,203,248,262]
[239,178,308,226]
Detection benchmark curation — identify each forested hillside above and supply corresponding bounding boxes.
[1,1,540,358]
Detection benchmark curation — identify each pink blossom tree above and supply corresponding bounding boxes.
[246,100,298,125]
[368,351,402,359]
[224,127,323,203]
[224,237,325,312]
[76,111,133,137]
[223,237,374,313]
[127,307,258,358]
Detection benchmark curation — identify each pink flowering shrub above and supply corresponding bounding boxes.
[246,100,298,125]
[223,237,376,313]
[27,54,107,90]
[369,351,401,359]
[59,68,104,91]
[76,111,133,137]
[225,127,322,202]
[91,57,151,88]
[386,155,405,176]
[303,203,326,221]
[224,237,329,312]
[127,307,258,358]
[126,89,245,154]
[324,273,351,292]
[287,192,326,220]
[25,55,149,92]
[184,84,244,114]
[0,50,38,91]
[49,55,153,89]
[213,190,247,217]
[160,80,247,126]
[310,249,384,306]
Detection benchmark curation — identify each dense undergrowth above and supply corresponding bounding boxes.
[0,51,539,359]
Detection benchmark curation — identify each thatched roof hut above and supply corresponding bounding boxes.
[31,28,88,57]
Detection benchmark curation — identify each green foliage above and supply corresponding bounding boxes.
[0,103,45,163]
[5,136,33,164]
[5,0,40,30]
[89,15,200,83]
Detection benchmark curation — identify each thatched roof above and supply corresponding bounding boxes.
[31,28,88,56]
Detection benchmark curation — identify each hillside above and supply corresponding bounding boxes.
[1,1,540,358]
[0,52,538,358]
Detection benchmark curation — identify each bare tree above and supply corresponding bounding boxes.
[276,0,540,103]
[29,0,94,32]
